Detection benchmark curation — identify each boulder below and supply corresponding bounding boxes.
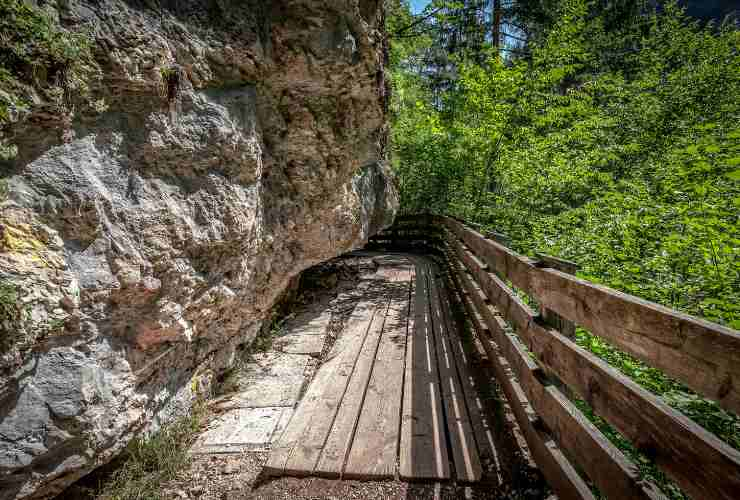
[0,1,396,497]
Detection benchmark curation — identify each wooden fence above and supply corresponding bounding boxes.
[369,214,740,500]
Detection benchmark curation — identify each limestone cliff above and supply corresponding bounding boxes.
[0,1,396,498]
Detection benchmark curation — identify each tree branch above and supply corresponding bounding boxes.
[391,6,444,37]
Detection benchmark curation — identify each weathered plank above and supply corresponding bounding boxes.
[454,273,538,474]
[448,237,531,330]
[436,267,502,484]
[444,248,539,473]
[369,235,445,246]
[453,257,665,500]
[442,217,536,295]
[447,240,740,500]
[344,265,412,479]
[376,224,443,235]
[529,267,740,415]
[535,253,578,339]
[459,284,594,499]
[313,301,389,478]
[400,259,451,480]
[427,265,483,482]
[265,300,378,476]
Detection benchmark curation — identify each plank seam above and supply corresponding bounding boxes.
[336,295,392,479]
[395,265,415,480]
[424,263,458,482]
[282,304,379,475]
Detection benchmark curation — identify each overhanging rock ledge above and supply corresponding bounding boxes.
[0,1,396,498]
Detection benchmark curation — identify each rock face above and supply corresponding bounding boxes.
[0,1,396,498]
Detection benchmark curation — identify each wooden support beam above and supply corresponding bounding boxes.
[452,254,665,500]
[445,237,740,500]
[535,253,579,339]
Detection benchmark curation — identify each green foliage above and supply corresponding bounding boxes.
[576,326,740,442]
[158,66,181,102]
[0,279,25,353]
[390,1,740,496]
[0,0,98,156]
[95,402,208,500]
[575,325,740,498]
[391,0,740,329]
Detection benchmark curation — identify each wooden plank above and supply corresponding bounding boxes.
[394,214,436,226]
[269,298,381,476]
[427,265,483,482]
[436,268,502,484]
[369,235,445,246]
[377,224,443,234]
[478,336,595,500]
[449,237,532,330]
[400,259,451,480]
[453,260,665,500]
[344,265,412,479]
[447,242,740,500]
[529,267,740,415]
[264,302,377,475]
[453,270,538,473]
[462,289,595,499]
[443,247,539,474]
[524,319,740,500]
[442,217,536,295]
[535,253,578,339]
[313,301,390,477]
[285,302,388,475]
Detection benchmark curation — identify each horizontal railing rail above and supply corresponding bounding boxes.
[373,214,740,500]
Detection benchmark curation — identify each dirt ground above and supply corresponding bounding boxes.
[161,451,515,500]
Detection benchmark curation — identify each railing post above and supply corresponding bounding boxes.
[535,253,579,339]
[486,231,511,248]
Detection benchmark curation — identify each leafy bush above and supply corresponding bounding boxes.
[391,0,739,329]
[0,0,98,157]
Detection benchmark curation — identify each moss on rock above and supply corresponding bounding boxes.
[0,0,99,158]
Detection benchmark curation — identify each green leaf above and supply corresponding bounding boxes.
[726,170,740,181]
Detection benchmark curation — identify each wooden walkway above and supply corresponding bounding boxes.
[264,254,496,482]
[261,215,740,498]
[365,215,740,500]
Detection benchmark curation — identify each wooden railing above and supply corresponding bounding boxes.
[370,214,740,500]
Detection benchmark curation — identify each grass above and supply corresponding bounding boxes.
[94,401,208,500]
[159,66,181,102]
